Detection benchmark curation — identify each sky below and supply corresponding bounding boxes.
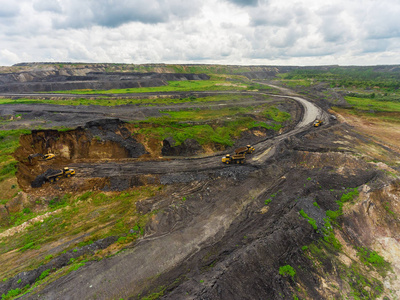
[0,0,399,66]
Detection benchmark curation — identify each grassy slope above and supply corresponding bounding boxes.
[137,104,291,146]
[0,94,260,107]
[47,79,270,95]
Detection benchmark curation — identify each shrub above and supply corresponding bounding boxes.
[22,207,31,214]
[1,288,22,300]
[340,188,359,203]
[38,269,50,281]
[279,265,296,279]
[19,242,39,252]
[117,237,127,244]
[357,247,390,274]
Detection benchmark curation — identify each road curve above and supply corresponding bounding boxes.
[72,84,324,177]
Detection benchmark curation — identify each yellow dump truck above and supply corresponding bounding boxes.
[46,167,75,183]
[235,145,255,155]
[313,119,323,127]
[222,153,246,164]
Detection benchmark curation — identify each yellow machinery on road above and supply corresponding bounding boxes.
[313,119,323,127]
[222,145,255,164]
[222,153,246,164]
[46,167,75,183]
[235,145,255,155]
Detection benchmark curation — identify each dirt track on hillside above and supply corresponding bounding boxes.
[67,86,326,183]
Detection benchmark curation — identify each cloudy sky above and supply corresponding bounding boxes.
[0,0,399,66]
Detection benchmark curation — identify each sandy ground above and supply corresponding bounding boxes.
[335,109,400,157]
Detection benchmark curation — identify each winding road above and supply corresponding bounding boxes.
[70,84,326,178]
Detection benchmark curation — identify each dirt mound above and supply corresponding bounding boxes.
[161,137,202,156]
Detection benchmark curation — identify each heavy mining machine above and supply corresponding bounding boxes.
[46,167,75,183]
[235,145,255,155]
[313,119,323,127]
[222,153,246,164]
[28,153,55,164]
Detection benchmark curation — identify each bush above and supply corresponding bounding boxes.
[22,207,31,214]
[279,265,296,279]
[38,269,50,281]
[1,288,22,300]
[340,188,359,203]
[19,242,39,252]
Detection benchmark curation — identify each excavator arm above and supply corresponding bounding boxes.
[28,153,44,164]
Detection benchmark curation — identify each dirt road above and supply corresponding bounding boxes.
[71,86,324,178]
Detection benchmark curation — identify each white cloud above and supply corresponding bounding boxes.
[0,0,399,66]
[0,49,20,65]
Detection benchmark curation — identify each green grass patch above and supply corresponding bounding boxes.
[48,80,252,95]
[340,188,359,204]
[0,129,30,182]
[264,191,279,205]
[1,287,24,300]
[344,96,400,113]
[299,209,318,230]
[0,186,162,256]
[19,241,40,252]
[279,265,296,279]
[356,247,391,276]
[37,269,50,281]
[0,94,262,107]
[279,79,312,87]
[137,104,290,147]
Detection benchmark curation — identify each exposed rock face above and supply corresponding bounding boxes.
[0,70,210,93]
[14,118,147,189]
[16,118,146,161]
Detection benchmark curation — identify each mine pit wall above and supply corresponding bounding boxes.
[0,71,210,93]
[14,119,147,190]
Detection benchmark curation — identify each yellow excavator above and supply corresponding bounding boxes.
[28,153,55,164]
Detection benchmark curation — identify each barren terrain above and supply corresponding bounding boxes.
[0,64,399,300]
